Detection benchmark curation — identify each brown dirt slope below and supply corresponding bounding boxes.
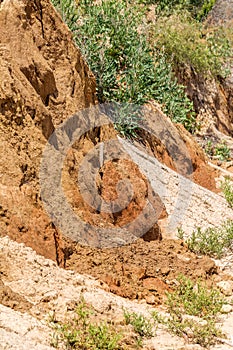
[65,238,219,305]
[0,0,96,263]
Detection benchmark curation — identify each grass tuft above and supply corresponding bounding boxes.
[221,177,233,208]
[50,298,121,349]
[182,220,233,258]
[152,275,225,347]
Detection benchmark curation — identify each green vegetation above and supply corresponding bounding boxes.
[221,177,233,208]
[123,310,154,337]
[51,0,196,134]
[166,275,224,318]
[184,220,233,258]
[123,310,154,347]
[214,141,231,161]
[205,140,231,161]
[50,298,121,349]
[150,12,232,78]
[50,288,226,348]
[51,0,233,136]
[152,0,216,20]
[152,275,225,347]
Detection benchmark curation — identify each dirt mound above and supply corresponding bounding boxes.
[0,0,222,265]
[2,235,233,350]
[65,238,219,305]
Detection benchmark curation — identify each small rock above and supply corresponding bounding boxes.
[33,310,41,316]
[160,267,170,276]
[217,281,233,296]
[112,316,125,325]
[145,294,156,305]
[221,304,232,313]
[177,254,191,263]
[41,290,58,302]
[143,277,170,293]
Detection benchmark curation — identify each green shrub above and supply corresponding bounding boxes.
[205,140,231,160]
[150,12,232,78]
[52,0,197,134]
[214,141,231,161]
[150,0,216,20]
[197,0,216,21]
[166,275,224,319]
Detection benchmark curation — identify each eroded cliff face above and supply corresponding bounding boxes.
[176,0,233,138]
[176,66,233,138]
[0,0,166,262]
[0,0,96,263]
[0,0,223,267]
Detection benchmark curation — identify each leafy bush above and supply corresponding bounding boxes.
[150,12,232,78]
[205,140,231,161]
[166,275,224,319]
[52,0,196,134]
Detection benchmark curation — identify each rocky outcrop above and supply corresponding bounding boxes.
[177,65,233,138]
[206,0,233,138]
[119,137,233,236]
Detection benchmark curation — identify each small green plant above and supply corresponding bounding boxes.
[197,0,216,21]
[177,227,185,240]
[123,310,154,337]
[205,140,214,157]
[50,298,121,349]
[152,275,225,347]
[214,141,231,161]
[205,140,231,161]
[221,177,233,208]
[165,317,222,347]
[185,220,233,258]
